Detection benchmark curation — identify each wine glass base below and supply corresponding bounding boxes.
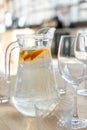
[77,89,87,96]
[71,118,87,130]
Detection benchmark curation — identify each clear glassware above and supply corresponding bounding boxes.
[35,100,70,130]
[0,34,10,103]
[5,27,60,117]
[74,32,87,96]
[58,35,87,129]
[53,59,67,95]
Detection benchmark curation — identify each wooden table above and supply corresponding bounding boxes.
[0,74,86,130]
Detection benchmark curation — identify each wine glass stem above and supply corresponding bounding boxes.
[73,86,78,118]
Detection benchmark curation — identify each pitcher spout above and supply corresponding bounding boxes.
[46,27,56,39]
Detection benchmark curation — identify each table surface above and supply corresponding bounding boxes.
[0,29,87,130]
[0,75,86,130]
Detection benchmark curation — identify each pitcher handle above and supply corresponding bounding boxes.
[5,41,19,98]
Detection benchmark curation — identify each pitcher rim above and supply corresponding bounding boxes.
[16,34,52,39]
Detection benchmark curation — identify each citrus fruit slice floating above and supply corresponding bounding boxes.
[19,48,51,63]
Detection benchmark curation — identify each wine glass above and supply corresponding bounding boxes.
[74,32,87,96]
[58,35,87,129]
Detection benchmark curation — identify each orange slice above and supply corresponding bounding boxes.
[19,48,51,63]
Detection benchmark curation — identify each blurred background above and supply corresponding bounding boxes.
[0,0,87,70]
[1,0,87,30]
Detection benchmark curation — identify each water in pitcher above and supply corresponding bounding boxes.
[12,47,58,116]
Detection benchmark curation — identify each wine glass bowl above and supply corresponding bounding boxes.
[58,35,87,129]
[58,36,84,85]
[74,33,87,96]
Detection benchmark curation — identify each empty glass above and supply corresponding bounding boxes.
[58,35,87,129]
[0,35,10,103]
[35,100,70,130]
[0,73,10,103]
[53,59,67,95]
[74,32,87,96]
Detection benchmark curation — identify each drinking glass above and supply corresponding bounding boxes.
[58,35,87,129]
[0,34,10,103]
[35,100,71,130]
[53,59,67,95]
[74,32,87,96]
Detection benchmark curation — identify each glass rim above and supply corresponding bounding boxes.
[16,34,53,39]
[61,35,76,38]
[78,32,87,36]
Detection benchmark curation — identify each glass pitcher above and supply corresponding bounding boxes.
[5,28,60,116]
